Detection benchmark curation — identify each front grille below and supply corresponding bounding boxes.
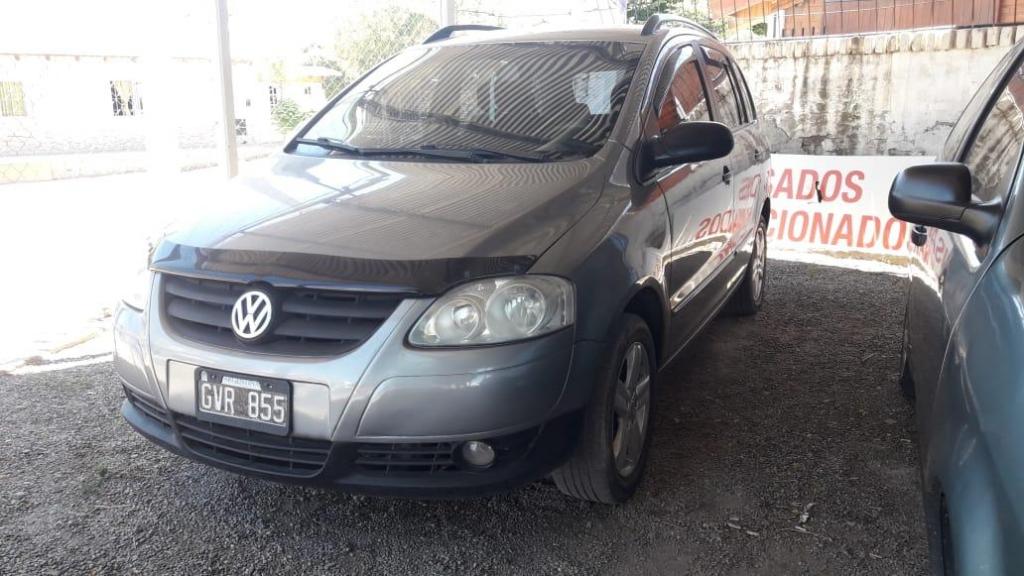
[173,415,332,478]
[354,442,459,474]
[124,387,172,430]
[161,274,403,357]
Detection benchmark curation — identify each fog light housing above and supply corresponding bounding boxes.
[460,440,496,468]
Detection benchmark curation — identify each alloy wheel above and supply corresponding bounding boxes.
[611,341,651,477]
[752,225,767,303]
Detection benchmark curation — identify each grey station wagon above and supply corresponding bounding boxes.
[114,15,771,503]
[890,39,1024,574]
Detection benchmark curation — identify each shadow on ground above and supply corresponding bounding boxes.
[0,260,927,575]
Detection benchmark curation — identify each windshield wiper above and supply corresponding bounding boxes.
[422,146,550,163]
[294,140,550,163]
[294,137,364,155]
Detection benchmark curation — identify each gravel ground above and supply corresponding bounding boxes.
[0,260,927,575]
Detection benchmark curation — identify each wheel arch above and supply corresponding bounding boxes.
[621,280,669,367]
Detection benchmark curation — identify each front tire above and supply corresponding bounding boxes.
[552,314,655,504]
[730,216,768,316]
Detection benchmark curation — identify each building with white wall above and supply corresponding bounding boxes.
[0,53,335,157]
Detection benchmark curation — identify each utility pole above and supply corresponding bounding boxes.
[213,0,238,178]
[440,0,457,27]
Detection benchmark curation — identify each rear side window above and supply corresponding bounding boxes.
[654,46,711,134]
[701,48,743,129]
[961,65,1024,203]
[734,65,757,121]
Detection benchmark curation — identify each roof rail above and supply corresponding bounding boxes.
[641,14,716,38]
[423,24,503,44]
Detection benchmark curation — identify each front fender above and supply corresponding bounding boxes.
[531,152,672,410]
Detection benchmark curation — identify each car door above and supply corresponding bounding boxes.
[904,49,1024,575]
[908,49,1024,434]
[698,45,764,271]
[642,42,736,353]
[730,58,771,261]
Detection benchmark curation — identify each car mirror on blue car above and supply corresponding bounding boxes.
[889,162,1001,245]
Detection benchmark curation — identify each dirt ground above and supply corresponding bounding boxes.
[0,259,927,575]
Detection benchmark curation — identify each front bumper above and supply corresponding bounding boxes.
[114,273,597,496]
[122,388,580,496]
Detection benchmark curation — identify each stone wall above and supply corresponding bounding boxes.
[730,26,1021,156]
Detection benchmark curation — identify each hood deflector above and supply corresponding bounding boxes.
[151,242,536,296]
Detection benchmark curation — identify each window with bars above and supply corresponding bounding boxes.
[269,85,279,107]
[0,81,26,117]
[110,80,143,116]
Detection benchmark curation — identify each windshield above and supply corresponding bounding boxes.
[297,41,644,162]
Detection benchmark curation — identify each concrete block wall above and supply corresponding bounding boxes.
[730,26,1022,156]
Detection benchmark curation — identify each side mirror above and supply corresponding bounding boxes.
[640,121,734,176]
[888,162,1000,244]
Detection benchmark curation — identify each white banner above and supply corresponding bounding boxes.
[767,154,934,257]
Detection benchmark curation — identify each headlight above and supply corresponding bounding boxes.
[121,267,153,311]
[409,276,575,346]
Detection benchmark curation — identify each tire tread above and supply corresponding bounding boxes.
[552,314,654,504]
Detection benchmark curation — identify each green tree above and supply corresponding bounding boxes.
[331,8,438,81]
[627,0,677,22]
[271,98,311,135]
[626,0,726,37]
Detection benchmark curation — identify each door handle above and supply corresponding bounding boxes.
[722,166,732,184]
[753,149,764,162]
[911,225,927,247]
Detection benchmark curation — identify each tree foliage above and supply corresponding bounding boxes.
[271,98,310,135]
[627,0,676,22]
[626,0,727,37]
[311,8,438,98]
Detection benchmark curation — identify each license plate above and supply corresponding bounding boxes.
[195,368,291,436]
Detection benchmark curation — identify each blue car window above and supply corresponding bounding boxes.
[962,65,1024,203]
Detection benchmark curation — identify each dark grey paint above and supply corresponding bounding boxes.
[156,153,606,276]
[116,25,772,494]
[151,30,770,356]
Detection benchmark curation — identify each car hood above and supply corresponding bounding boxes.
[153,152,609,294]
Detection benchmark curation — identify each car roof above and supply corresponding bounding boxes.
[429,25,708,47]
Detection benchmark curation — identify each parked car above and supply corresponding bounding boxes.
[114,15,771,503]
[890,41,1024,575]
